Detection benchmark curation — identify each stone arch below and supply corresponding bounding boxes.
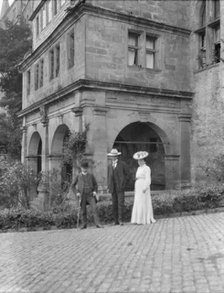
[28,131,42,174]
[50,124,72,185]
[111,121,170,190]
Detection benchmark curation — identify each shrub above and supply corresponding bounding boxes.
[0,159,39,209]
[0,182,224,232]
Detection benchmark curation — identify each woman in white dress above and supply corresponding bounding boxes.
[131,151,156,225]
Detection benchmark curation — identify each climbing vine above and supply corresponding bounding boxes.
[62,124,89,167]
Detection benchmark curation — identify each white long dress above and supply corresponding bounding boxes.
[131,164,155,224]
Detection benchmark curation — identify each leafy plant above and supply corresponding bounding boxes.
[62,124,89,167]
[0,159,39,209]
[0,19,32,159]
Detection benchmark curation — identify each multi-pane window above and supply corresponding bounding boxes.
[128,31,158,69]
[27,70,31,95]
[49,44,60,80]
[35,59,44,90]
[196,0,220,69]
[68,30,75,68]
[128,32,139,66]
[146,36,157,69]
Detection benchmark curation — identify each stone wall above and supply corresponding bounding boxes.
[191,64,224,183]
[85,14,192,92]
[88,0,191,29]
[23,18,86,109]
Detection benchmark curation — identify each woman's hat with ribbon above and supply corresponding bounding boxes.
[133,151,149,160]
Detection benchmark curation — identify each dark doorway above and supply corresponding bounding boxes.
[113,122,165,191]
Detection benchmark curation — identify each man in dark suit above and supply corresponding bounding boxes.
[107,149,129,225]
[71,159,102,229]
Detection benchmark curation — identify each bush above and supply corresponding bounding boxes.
[0,159,39,209]
[0,183,224,232]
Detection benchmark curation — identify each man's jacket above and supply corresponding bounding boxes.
[71,173,98,195]
[108,160,129,193]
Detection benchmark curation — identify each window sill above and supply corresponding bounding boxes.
[128,65,161,73]
[194,62,220,74]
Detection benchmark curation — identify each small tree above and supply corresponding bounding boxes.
[0,19,32,159]
[62,125,89,175]
[0,159,39,209]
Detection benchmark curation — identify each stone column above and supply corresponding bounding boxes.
[38,105,49,210]
[91,106,108,193]
[21,123,27,165]
[71,106,84,177]
[164,155,180,189]
[178,114,191,188]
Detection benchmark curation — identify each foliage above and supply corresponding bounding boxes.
[200,154,224,182]
[0,159,39,209]
[39,169,71,210]
[0,19,31,97]
[62,125,89,166]
[0,19,32,159]
[0,183,224,232]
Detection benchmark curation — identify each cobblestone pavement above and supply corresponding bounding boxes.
[0,212,224,293]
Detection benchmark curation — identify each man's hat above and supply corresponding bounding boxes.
[107,148,121,157]
[80,159,89,168]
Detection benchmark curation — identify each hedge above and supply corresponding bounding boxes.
[0,183,224,232]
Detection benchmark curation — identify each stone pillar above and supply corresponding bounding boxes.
[71,106,84,177]
[164,155,180,189]
[38,105,49,210]
[21,123,27,165]
[178,114,191,188]
[91,106,108,193]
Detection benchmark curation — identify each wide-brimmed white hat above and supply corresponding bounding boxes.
[133,151,149,160]
[107,148,121,156]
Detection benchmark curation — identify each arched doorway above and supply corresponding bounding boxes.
[113,122,166,191]
[28,132,42,175]
[51,124,72,188]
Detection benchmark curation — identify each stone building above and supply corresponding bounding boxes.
[18,0,223,204]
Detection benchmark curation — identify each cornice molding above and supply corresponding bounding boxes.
[18,79,194,118]
[21,3,191,70]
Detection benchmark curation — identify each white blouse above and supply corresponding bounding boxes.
[136,164,151,189]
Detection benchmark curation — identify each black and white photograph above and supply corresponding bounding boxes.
[0,0,224,292]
